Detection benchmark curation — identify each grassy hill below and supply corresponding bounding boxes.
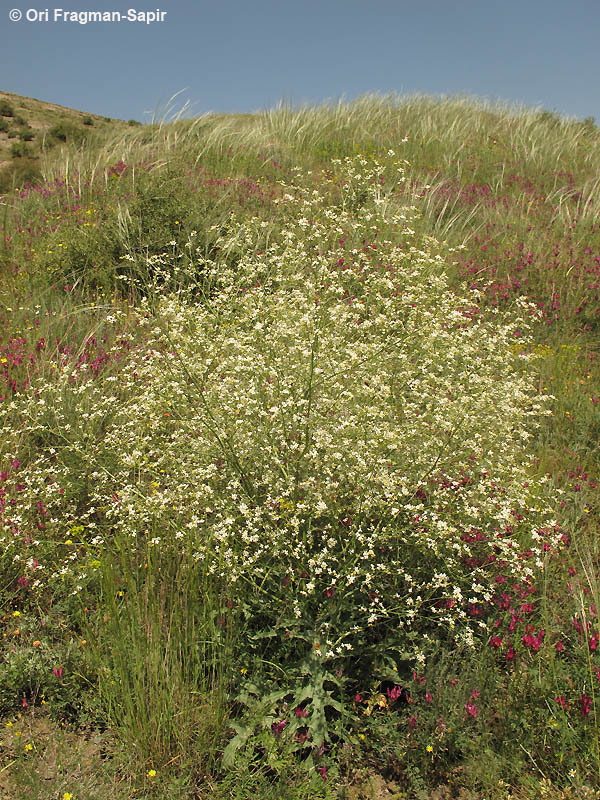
[0,90,132,192]
[0,92,600,800]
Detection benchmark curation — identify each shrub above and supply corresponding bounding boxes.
[82,115,94,126]
[48,122,86,145]
[1,157,558,711]
[0,118,9,132]
[18,129,34,142]
[537,109,562,128]
[0,99,15,117]
[581,116,596,134]
[9,141,32,158]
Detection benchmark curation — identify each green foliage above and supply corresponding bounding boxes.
[537,108,563,128]
[84,535,233,771]
[0,627,98,725]
[0,100,15,117]
[0,158,42,192]
[224,650,345,770]
[9,141,32,158]
[48,121,87,145]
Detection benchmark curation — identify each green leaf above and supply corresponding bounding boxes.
[222,722,253,768]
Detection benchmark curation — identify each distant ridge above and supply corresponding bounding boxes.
[0,90,129,191]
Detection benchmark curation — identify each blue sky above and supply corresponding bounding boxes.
[1,0,598,122]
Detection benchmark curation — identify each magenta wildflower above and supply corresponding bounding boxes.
[271,719,287,738]
[386,685,403,701]
[295,707,307,718]
[317,765,326,781]
[464,701,478,718]
[581,693,592,716]
[53,665,63,678]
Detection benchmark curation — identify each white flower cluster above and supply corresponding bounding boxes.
[1,155,558,664]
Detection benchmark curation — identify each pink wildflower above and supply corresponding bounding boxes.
[271,719,287,738]
[581,693,592,716]
[387,685,403,701]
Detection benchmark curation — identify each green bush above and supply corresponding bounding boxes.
[10,141,32,158]
[0,155,558,758]
[0,158,43,192]
[48,121,86,145]
[0,99,15,117]
[537,108,563,128]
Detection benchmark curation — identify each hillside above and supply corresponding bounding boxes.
[0,90,131,192]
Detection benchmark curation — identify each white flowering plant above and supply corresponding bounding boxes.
[1,155,559,753]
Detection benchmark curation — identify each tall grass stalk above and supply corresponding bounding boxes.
[89,533,233,773]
